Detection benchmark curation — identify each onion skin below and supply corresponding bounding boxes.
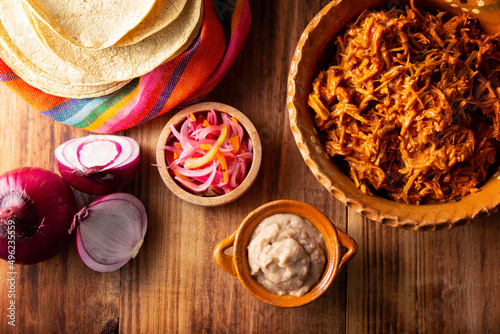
[0,167,78,264]
[55,135,141,195]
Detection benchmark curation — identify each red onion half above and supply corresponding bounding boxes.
[0,167,78,264]
[70,193,147,273]
[55,135,140,195]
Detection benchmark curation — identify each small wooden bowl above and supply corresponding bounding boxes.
[213,200,357,308]
[287,0,500,230]
[156,102,262,207]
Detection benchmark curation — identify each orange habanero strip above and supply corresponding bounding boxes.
[228,135,240,155]
[184,125,228,169]
[199,144,229,183]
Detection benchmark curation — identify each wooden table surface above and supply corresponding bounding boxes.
[1,1,499,333]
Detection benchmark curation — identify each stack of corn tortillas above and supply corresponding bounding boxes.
[0,0,203,98]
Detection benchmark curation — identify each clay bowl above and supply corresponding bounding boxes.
[287,0,500,231]
[213,200,357,308]
[156,102,262,207]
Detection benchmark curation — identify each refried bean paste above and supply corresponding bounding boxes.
[247,213,326,297]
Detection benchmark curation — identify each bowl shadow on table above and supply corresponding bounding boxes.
[287,0,500,231]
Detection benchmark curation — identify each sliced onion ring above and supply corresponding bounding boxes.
[55,135,140,195]
[69,193,147,273]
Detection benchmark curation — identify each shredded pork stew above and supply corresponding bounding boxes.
[308,2,500,204]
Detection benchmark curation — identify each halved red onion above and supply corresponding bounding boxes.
[55,135,140,195]
[70,193,147,273]
[0,167,78,264]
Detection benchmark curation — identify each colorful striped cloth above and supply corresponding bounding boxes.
[0,0,251,133]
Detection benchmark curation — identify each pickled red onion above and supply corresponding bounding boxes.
[174,162,217,193]
[158,110,253,196]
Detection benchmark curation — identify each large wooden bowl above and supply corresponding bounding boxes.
[287,0,500,230]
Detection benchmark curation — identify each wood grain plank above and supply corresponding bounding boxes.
[117,0,349,332]
[1,0,499,333]
[0,86,121,334]
[347,209,500,333]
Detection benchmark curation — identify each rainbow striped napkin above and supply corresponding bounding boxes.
[0,0,251,133]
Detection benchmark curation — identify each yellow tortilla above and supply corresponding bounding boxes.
[0,0,112,86]
[20,0,157,49]
[114,0,188,47]
[0,22,130,98]
[27,0,203,81]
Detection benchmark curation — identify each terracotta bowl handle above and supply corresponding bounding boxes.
[336,228,358,272]
[213,232,237,277]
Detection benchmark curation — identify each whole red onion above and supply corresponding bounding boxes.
[0,167,78,264]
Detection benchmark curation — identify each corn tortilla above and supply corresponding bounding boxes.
[114,0,188,47]
[20,0,157,49]
[0,0,112,86]
[27,0,203,81]
[0,22,130,98]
